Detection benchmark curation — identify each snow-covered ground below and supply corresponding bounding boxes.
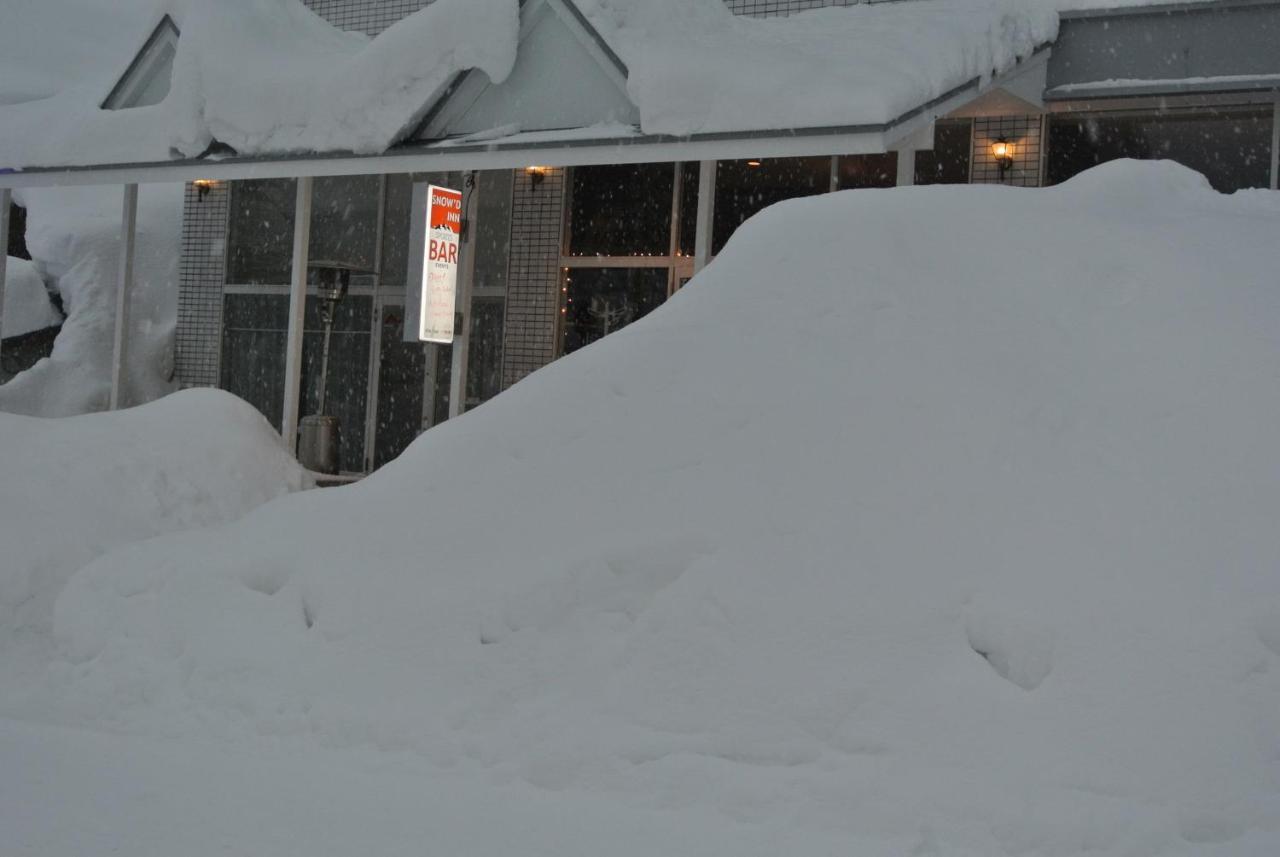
[1,256,61,339]
[2,161,1277,855]
[0,389,309,693]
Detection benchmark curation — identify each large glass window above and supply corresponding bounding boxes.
[373,302,425,470]
[466,297,505,408]
[1047,108,1273,192]
[227,179,297,285]
[836,153,897,190]
[308,175,380,274]
[915,120,973,185]
[561,268,668,355]
[569,164,675,257]
[713,157,831,253]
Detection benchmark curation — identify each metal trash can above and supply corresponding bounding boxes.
[298,414,341,475]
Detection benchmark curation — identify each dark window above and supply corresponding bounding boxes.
[466,297,505,409]
[915,120,973,185]
[713,157,831,253]
[308,175,379,275]
[380,174,413,287]
[1047,109,1273,193]
[227,179,297,285]
[836,153,897,190]
[7,202,29,260]
[373,303,426,470]
[475,170,512,291]
[561,268,668,355]
[678,161,700,257]
[569,164,674,257]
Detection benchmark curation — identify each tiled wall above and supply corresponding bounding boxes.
[501,168,565,389]
[301,0,433,35]
[971,116,1045,187]
[174,181,229,387]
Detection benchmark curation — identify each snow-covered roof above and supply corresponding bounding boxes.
[0,0,1183,179]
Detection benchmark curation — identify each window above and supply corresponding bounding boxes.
[713,157,831,253]
[836,153,897,190]
[101,16,179,110]
[1047,108,1273,193]
[561,268,668,355]
[569,164,675,257]
[915,120,973,185]
[227,179,297,285]
[308,175,380,276]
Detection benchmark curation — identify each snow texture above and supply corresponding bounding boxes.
[1,256,61,339]
[8,161,1279,856]
[0,185,181,416]
[0,0,520,168]
[0,388,309,693]
[0,0,1183,168]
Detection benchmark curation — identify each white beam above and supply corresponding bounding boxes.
[0,189,9,365]
[896,149,915,187]
[1271,99,1279,191]
[0,131,903,190]
[109,183,138,410]
[281,176,313,452]
[692,160,715,273]
[448,172,479,420]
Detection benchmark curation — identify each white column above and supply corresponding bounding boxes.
[109,183,138,410]
[448,171,479,420]
[896,149,915,187]
[281,176,313,452]
[1270,100,1279,191]
[693,160,716,273]
[0,189,9,366]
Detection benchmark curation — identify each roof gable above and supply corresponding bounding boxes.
[415,0,637,141]
[101,15,180,111]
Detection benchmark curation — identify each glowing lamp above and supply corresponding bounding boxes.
[192,178,218,199]
[991,138,1014,172]
[525,165,550,189]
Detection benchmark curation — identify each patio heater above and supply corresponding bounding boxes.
[297,260,363,475]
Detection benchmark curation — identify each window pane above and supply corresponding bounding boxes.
[678,162,699,257]
[836,153,897,190]
[374,303,426,470]
[300,294,372,474]
[569,164,674,257]
[221,293,289,427]
[915,120,973,185]
[380,174,412,287]
[475,170,513,291]
[309,175,379,278]
[561,267,667,355]
[466,297,505,409]
[1047,109,1273,192]
[227,179,297,285]
[713,157,830,254]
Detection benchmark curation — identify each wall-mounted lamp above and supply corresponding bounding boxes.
[193,178,218,200]
[746,159,762,168]
[991,138,1014,175]
[525,166,550,189]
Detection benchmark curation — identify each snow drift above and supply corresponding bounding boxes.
[0,389,309,690]
[0,185,182,416]
[1,256,61,339]
[23,161,1280,855]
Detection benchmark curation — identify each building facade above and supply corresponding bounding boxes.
[5,0,1277,474]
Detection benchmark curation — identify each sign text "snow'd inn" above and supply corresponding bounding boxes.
[418,185,463,344]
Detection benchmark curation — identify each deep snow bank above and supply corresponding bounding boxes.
[33,162,1280,855]
[1,256,61,339]
[0,185,182,416]
[0,389,309,690]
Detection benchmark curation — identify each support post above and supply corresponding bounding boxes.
[282,176,313,452]
[0,189,9,367]
[448,171,479,420]
[1270,100,1279,191]
[693,160,716,273]
[896,148,915,187]
[109,183,138,410]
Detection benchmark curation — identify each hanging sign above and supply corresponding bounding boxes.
[418,184,463,343]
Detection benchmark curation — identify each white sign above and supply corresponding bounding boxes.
[418,184,463,343]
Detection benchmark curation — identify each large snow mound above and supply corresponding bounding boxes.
[27,161,1280,855]
[0,389,310,690]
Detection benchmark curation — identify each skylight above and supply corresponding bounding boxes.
[101,16,179,111]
